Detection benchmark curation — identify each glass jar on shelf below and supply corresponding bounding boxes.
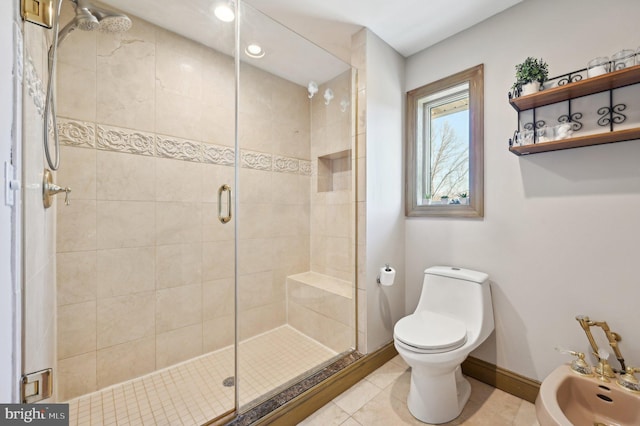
[587,57,610,78]
[612,49,635,70]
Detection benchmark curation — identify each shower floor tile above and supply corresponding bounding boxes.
[65,326,338,426]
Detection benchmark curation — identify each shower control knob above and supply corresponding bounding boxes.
[42,169,71,208]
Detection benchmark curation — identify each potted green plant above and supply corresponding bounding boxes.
[423,193,432,205]
[512,57,549,96]
[458,192,468,205]
[440,195,449,205]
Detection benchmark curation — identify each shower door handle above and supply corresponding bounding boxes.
[218,184,232,224]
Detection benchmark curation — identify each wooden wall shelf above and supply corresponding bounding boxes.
[509,64,640,156]
[509,64,640,112]
[509,128,640,156]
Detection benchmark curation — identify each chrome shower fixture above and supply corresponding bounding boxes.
[44,0,132,170]
[57,0,132,47]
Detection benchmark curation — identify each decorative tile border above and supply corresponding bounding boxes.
[203,144,235,166]
[273,155,299,174]
[58,119,96,148]
[14,24,24,84]
[97,124,154,155]
[299,160,312,176]
[156,134,201,161]
[23,50,45,117]
[241,150,273,171]
[57,118,312,175]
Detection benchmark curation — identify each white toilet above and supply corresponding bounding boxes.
[393,266,494,424]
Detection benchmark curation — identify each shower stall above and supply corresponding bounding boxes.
[30,0,357,423]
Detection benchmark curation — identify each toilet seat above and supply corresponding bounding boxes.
[394,311,467,353]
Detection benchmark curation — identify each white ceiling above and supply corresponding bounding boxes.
[245,0,523,59]
[101,0,523,86]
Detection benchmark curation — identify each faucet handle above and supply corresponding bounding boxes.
[617,367,640,392]
[556,347,580,356]
[556,348,593,376]
[42,169,71,208]
[63,186,71,206]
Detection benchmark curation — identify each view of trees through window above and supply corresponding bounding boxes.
[427,106,469,202]
[406,64,483,217]
[419,81,470,204]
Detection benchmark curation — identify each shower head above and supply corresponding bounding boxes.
[56,0,132,47]
[85,2,132,33]
[74,7,100,31]
[97,14,133,33]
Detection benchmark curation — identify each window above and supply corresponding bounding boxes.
[406,64,484,217]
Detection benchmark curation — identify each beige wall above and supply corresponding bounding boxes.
[355,30,407,353]
[54,9,317,400]
[405,0,640,381]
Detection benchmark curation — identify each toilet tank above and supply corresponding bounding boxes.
[415,266,493,340]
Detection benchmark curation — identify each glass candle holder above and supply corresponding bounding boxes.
[636,46,640,65]
[515,130,534,146]
[612,49,635,71]
[553,123,574,140]
[587,57,610,78]
[536,126,551,143]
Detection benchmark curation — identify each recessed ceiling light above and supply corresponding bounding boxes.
[213,2,234,22]
[245,43,265,59]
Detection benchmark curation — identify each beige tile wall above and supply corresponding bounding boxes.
[310,71,355,283]
[286,273,354,352]
[22,20,58,402]
[352,29,368,353]
[54,7,315,400]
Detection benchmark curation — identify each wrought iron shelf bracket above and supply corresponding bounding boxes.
[507,64,640,156]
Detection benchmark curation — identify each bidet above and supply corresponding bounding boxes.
[536,364,640,426]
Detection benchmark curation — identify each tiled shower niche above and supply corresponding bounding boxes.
[317,150,352,193]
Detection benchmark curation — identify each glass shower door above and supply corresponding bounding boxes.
[236,2,357,411]
[40,0,357,422]
[50,0,239,423]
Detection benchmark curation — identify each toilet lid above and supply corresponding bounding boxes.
[394,311,467,351]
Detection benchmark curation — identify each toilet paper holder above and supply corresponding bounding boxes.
[377,264,396,286]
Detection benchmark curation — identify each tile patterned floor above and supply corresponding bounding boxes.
[65,326,337,425]
[298,355,540,426]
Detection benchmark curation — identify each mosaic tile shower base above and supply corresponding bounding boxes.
[65,326,337,425]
